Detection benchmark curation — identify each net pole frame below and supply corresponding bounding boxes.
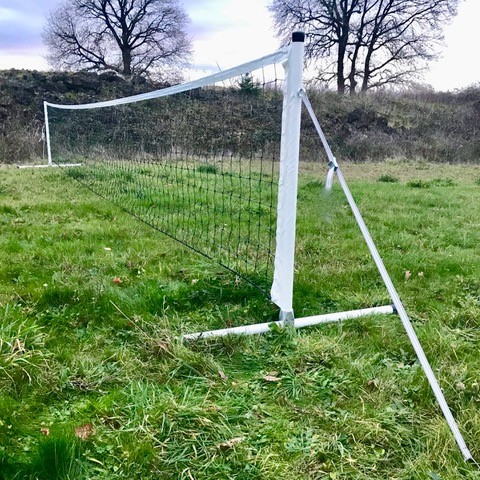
[17,101,81,169]
[270,31,305,324]
[336,166,473,462]
[183,32,393,340]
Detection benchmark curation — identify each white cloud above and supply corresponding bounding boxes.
[0,7,19,22]
[0,51,48,71]
[188,0,279,78]
[422,0,480,90]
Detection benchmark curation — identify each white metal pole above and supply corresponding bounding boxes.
[270,32,305,324]
[43,101,53,167]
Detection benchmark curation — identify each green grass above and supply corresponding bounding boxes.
[0,162,479,479]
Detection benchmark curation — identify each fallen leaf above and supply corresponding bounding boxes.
[153,340,173,358]
[263,374,281,382]
[112,277,123,285]
[366,379,378,391]
[218,370,228,381]
[418,271,424,277]
[75,423,94,440]
[104,247,112,251]
[404,270,411,280]
[12,338,25,354]
[40,428,50,436]
[102,416,121,430]
[217,436,244,451]
[69,378,92,391]
[191,278,199,285]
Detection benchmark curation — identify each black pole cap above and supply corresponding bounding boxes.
[292,31,305,43]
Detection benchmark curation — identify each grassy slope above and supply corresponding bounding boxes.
[0,161,479,479]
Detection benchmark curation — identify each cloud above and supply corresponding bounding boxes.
[0,20,42,49]
[189,1,278,70]
[0,0,279,75]
[0,0,60,52]
[187,0,244,39]
[1,0,59,15]
[0,7,19,21]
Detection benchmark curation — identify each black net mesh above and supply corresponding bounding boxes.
[47,69,284,292]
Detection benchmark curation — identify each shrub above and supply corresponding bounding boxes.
[196,164,218,174]
[378,174,399,183]
[430,178,456,187]
[406,179,430,188]
[0,114,42,164]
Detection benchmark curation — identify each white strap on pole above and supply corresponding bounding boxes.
[270,33,305,320]
[301,92,473,462]
[325,164,335,191]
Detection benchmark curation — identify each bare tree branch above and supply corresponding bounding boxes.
[43,0,192,80]
[269,0,459,94]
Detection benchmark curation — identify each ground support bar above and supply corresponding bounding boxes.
[183,304,394,341]
[17,163,82,169]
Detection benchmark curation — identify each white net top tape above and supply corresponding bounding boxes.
[45,48,289,110]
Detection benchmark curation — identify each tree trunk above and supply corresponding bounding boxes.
[347,49,359,95]
[337,55,345,94]
[361,59,371,92]
[337,34,348,94]
[122,48,132,76]
[361,40,375,93]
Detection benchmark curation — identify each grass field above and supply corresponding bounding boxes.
[0,161,479,479]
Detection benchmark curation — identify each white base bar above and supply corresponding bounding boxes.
[293,305,394,328]
[183,305,394,341]
[17,163,82,169]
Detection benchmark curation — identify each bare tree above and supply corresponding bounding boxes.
[43,0,192,79]
[270,0,460,94]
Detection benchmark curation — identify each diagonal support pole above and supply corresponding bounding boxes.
[300,91,473,462]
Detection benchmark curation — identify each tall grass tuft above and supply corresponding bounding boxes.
[28,432,87,480]
[378,174,399,183]
[0,307,50,393]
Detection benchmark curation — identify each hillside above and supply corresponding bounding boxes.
[0,69,165,164]
[0,68,479,164]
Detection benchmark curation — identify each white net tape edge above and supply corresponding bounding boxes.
[45,48,289,110]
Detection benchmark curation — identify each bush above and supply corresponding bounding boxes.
[0,113,42,164]
[196,164,219,174]
[406,179,430,188]
[378,174,399,183]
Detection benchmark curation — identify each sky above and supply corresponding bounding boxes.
[0,0,478,91]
